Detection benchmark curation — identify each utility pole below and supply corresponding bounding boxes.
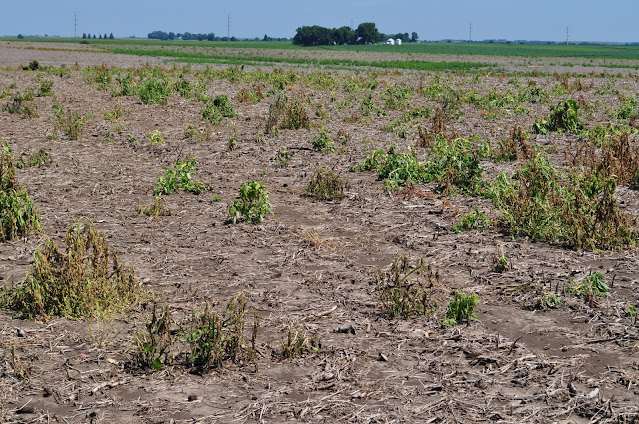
[351,18,354,29]
[74,12,77,38]
[469,21,472,43]
[227,14,230,40]
[566,26,569,45]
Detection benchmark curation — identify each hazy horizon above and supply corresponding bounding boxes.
[2,0,638,44]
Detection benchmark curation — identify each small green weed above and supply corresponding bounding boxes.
[280,323,320,359]
[2,91,38,118]
[442,291,478,326]
[310,128,335,152]
[138,78,172,104]
[568,271,609,305]
[535,292,563,311]
[132,304,173,370]
[154,158,208,195]
[52,104,91,140]
[228,180,273,224]
[306,167,345,200]
[276,146,290,167]
[17,148,52,169]
[37,79,54,97]
[492,244,510,273]
[148,130,165,146]
[451,207,492,233]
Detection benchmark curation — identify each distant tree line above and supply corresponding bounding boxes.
[83,33,114,40]
[148,30,239,41]
[293,23,418,46]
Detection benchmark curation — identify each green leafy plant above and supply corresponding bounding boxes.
[491,149,637,250]
[310,128,335,152]
[280,323,320,359]
[154,158,208,195]
[532,99,584,135]
[306,167,345,200]
[37,79,54,97]
[132,304,173,370]
[442,291,478,326]
[535,292,563,311]
[213,95,236,117]
[228,180,273,224]
[568,271,609,305]
[276,146,290,167]
[17,148,52,169]
[376,253,440,319]
[148,130,165,146]
[3,217,143,320]
[138,78,172,104]
[451,207,492,233]
[0,143,41,241]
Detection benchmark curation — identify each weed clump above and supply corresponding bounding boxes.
[52,102,91,140]
[3,217,143,320]
[376,253,441,319]
[532,99,584,135]
[568,271,609,305]
[228,180,273,224]
[442,291,478,326]
[148,130,165,146]
[265,94,311,133]
[136,196,172,220]
[310,128,335,152]
[451,207,492,233]
[535,292,563,311]
[0,143,41,241]
[306,167,346,200]
[491,149,637,250]
[2,90,38,118]
[132,293,259,372]
[154,158,208,195]
[280,323,320,359]
[138,78,172,104]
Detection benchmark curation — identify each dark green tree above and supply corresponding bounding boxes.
[98,34,102,39]
[411,32,419,42]
[82,33,87,39]
[109,33,114,39]
[356,22,379,44]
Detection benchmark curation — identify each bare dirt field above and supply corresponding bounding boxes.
[1,43,639,423]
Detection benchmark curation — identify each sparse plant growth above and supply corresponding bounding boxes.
[442,291,478,326]
[103,101,125,120]
[181,293,259,370]
[492,244,510,273]
[136,196,172,220]
[228,131,238,150]
[310,128,335,152]
[0,143,41,241]
[495,125,532,162]
[451,207,492,233]
[266,94,311,133]
[16,148,52,169]
[276,146,290,167]
[3,217,143,320]
[148,130,165,146]
[228,180,273,224]
[52,103,90,140]
[154,158,208,195]
[132,304,173,370]
[306,167,346,200]
[535,292,563,311]
[38,78,54,97]
[280,323,320,358]
[376,253,441,319]
[2,90,38,118]
[568,271,609,305]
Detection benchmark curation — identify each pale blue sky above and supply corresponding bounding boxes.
[2,1,637,43]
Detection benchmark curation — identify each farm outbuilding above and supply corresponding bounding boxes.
[386,38,395,45]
